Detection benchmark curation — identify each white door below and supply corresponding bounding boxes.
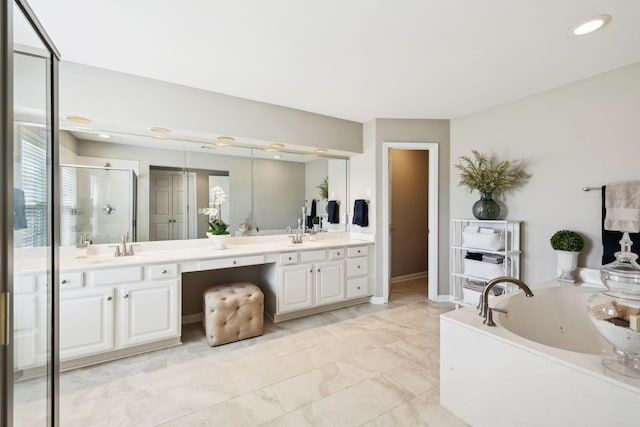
[118,280,179,347]
[60,288,115,360]
[149,170,190,241]
[279,264,314,313]
[316,260,345,306]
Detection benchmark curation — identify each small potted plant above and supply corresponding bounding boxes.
[550,230,584,283]
[200,185,230,249]
[312,216,320,231]
[454,150,530,219]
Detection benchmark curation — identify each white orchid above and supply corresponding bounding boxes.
[209,186,226,206]
[198,207,218,217]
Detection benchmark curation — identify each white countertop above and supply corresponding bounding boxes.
[14,232,374,274]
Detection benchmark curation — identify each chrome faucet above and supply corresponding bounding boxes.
[479,277,534,326]
[287,222,304,244]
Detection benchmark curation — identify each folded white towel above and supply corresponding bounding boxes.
[605,181,640,232]
[479,227,497,234]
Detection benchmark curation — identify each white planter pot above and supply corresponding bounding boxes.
[207,233,229,250]
[556,250,579,283]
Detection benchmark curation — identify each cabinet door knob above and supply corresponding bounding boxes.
[357,265,361,269]
[60,279,67,284]
[233,261,237,265]
[309,269,313,273]
[123,294,129,299]
[357,286,361,290]
[288,257,292,260]
[337,252,340,256]
[162,269,167,274]
[357,250,361,253]
[317,268,320,272]
[106,296,112,301]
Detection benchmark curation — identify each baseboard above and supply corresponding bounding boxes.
[390,271,427,284]
[369,296,386,304]
[182,313,203,325]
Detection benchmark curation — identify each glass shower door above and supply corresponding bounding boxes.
[2,1,60,425]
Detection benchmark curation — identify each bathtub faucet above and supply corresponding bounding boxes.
[480,277,534,326]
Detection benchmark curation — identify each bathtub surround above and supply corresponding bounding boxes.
[441,275,640,427]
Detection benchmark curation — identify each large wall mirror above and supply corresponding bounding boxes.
[58,128,349,246]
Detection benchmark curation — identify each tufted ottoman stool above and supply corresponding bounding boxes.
[202,282,264,346]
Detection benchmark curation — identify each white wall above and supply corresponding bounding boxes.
[351,119,450,298]
[450,62,640,286]
[60,62,363,153]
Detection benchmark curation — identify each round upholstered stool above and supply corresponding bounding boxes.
[202,282,264,346]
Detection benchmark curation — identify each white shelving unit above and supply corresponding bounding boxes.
[451,219,521,307]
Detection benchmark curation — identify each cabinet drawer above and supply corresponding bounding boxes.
[279,252,298,265]
[148,263,179,280]
[329,248,345,260]
[347,277,369,299]
[347,258,368,277]
[347,246,368,257]
[199,255,264,270]
[60,272,83,290]
[89,266,142,286]
[300,249,326,263]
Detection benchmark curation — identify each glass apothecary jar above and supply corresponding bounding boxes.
[587,232,640,379]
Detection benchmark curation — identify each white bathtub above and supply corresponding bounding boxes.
[440,277,640,427]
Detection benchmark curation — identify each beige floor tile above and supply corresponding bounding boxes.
[259,403,335,427]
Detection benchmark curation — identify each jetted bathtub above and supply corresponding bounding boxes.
[440,277,640,427]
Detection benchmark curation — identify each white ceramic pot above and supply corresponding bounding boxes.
[207,233,228,250]
[556,250,579,283]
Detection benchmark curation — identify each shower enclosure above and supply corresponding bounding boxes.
[60,165,137,245]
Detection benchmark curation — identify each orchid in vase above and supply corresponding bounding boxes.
[200,186,230,236]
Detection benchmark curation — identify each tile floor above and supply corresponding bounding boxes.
[16,279,469,426]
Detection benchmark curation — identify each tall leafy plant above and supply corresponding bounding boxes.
[455,150,530,195]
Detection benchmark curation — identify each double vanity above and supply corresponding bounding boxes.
[13,233,374,373]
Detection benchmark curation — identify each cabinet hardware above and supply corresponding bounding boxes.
[233,261,237,265]
[162,270,167,274]
[61,279,68,284]
[124,294,129,298]
[357,286,361,290]
[317,268,320,272]
[288,257,292,260]
[106,296,112,301]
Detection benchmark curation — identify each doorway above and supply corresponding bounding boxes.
[389,149,429,295]
[382,142,439,303]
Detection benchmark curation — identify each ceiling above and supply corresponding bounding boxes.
[25,0,640,123]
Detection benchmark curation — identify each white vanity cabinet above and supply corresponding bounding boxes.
[271,244,371,321]
[279,263,315,313]
[58,263,181,369]
[118,279,179,347]
[60,287,115,360]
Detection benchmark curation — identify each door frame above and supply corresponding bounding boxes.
[382,142,439,303]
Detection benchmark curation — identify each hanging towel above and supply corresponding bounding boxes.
[602,185,640,264]
[352,199,369,227]
[13,188,28,230]
[306,199,317,228]
[327,200,340,224]
[604,181,640,232]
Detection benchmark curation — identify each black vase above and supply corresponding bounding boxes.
[472,192,500,220]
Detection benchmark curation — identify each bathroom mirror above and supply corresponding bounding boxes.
[58,129,348,245]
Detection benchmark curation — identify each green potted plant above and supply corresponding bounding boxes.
[454,150,530,219]
[550,230,584,283]
[200,185,230,249]
[317,177,329,199]
[312,216,320,231]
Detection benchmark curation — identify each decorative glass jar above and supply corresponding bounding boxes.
[587,232,640,379]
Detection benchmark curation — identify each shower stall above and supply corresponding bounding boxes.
[60,164,137,245]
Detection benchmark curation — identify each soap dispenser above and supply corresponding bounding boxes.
[76,234,89,258]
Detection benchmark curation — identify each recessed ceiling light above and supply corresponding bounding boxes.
[66,115,91,123]
[217,136,235,142]
[273,155,282,159]
[98,134,111,139]
[314,148,328,154]
[149,127,171,133]
[263,148,277,152]
[214,142,229,147]
[270,143,285,148]
[572,15,611,36]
